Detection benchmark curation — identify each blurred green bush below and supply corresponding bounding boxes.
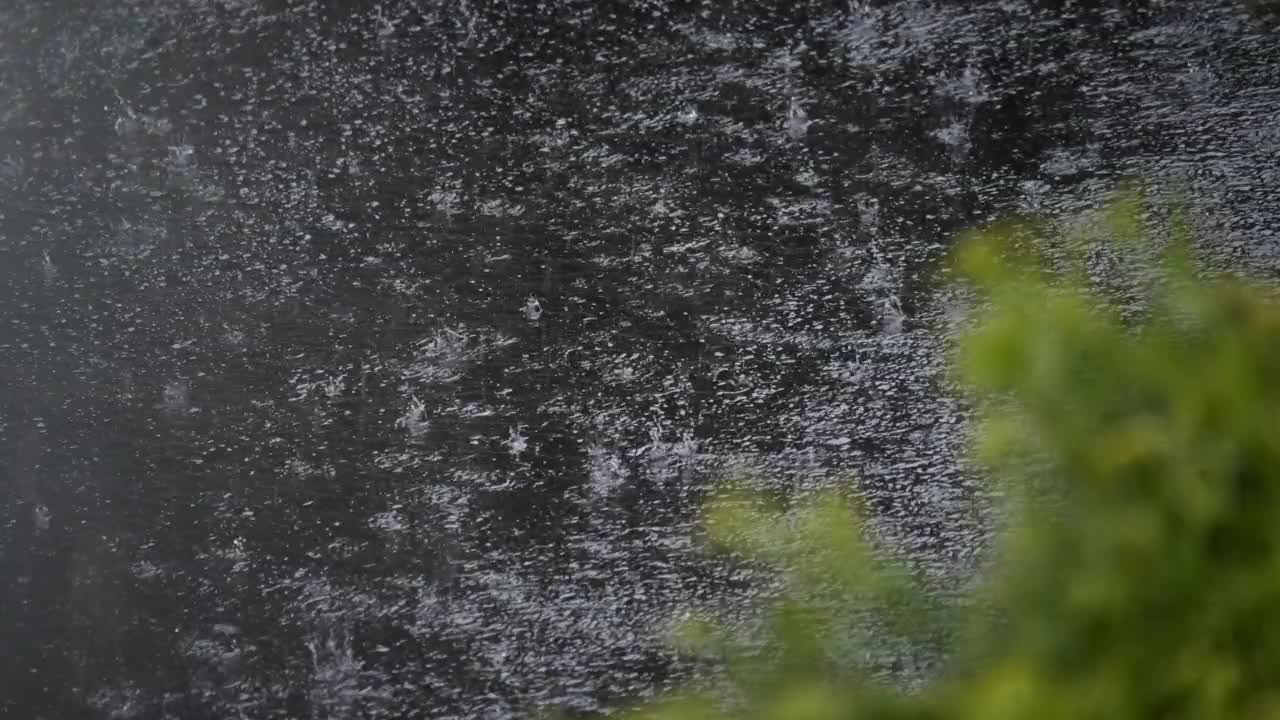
[626,189,1280,720]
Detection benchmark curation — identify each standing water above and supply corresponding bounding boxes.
[2,1,1278,717]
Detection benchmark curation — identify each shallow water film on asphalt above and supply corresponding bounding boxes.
[2,1,1278,717]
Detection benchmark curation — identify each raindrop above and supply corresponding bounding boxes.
[506,426,529,458]
[395,395,430,438]
[786,97,810,141]
[33,504,51,532]
[881,295,906,335]
[41,251,58,283]
[523,296,543,322]
[167,142,195,171]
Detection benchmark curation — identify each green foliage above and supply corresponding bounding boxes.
[626,191,1280,719]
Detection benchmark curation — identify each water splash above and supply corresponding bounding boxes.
[395,395,430,439]
[523,296,543,322]
[506,425,529,458]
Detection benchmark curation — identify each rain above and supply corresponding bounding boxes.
[2,1,1278,717]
